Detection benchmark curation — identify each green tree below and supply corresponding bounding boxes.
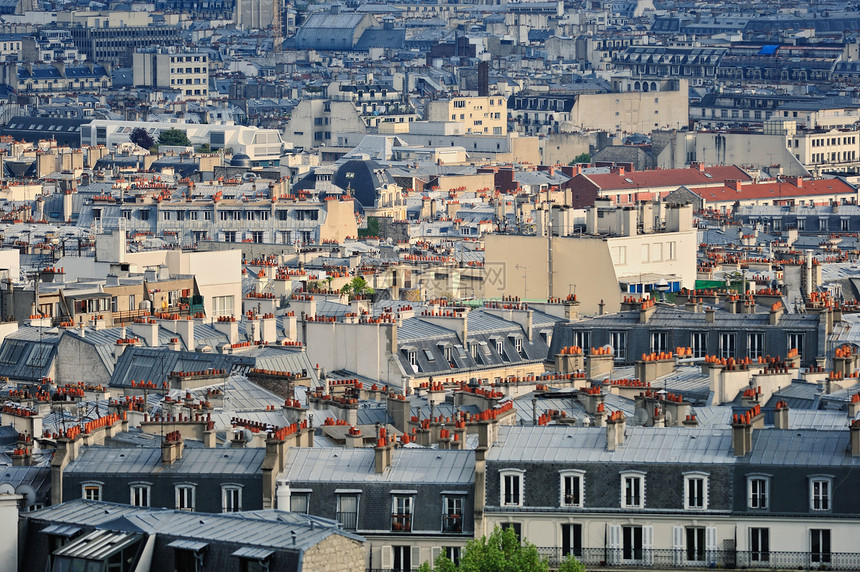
[340,276,375,299]
[570,152,591,164]
[129,127,155,150]
[157,128,192,147]
[422,526,549,572]
[558,554,586,572]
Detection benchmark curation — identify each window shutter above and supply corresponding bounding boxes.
[411,546,421,569]
[607,524,622,565]
[672,526,685,567]
[431,547,441,564]
[706,526,718,565]
[380,546,392,569]
[642,525,654,566]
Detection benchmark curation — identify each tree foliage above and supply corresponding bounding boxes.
[423,526,552,572]
[157,128,191,147]
[340,276,374,299]
[558,554,586,572]
[570,152,591,164]
[129,127,155,150]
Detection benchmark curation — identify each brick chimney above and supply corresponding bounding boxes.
[726,179,742,191]
[731,405,762,457]
[605,411,625,451]
[851,419,860,457]
[374,427,393,474]
[161,430,184,464]
[773,400,789,429]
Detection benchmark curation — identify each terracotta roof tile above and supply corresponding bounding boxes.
[584,165,752,191]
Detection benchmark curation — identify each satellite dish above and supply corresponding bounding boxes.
[15,484,37,508]
[664,408,675,426]
[0,483,15,495]
[633,408,650,426]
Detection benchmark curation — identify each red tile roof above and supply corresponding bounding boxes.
[584,165,752,191]
[692,178,856,203]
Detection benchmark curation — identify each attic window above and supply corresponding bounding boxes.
[624,178,633,183]
[423,349,435,361]
[704,173,713,178]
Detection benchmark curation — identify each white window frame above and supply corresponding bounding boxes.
[747,475,770,510]
[683,472,708,511]
[719,332,735,359]
[82,482,103,501]
[747,332,764,359]
[560,470,585,508]
[222,484,242,513]
[690,331,708,358]
[609,331,627,361]
[810,476,833,512]
[500,469,525,507]
[620,471,646,509]
[650,331,668,354]
[130,483,151,507]
[176,484,196,511]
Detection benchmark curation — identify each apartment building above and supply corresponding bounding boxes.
[133,49,210,100]
[0,62,111,94]
[426,96,508,136]
[60,11,182,67]
[483,203,697,314]
[482,418,860,569]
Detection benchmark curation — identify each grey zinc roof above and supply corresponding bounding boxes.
[28,500,362,552]
[488,425,736,465]
[64,446,266,475]
[282,447,475,485]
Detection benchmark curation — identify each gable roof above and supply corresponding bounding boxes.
[582,165,752,192]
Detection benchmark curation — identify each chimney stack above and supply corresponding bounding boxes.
[773,400,789,429]
[851,419,860,457]
[605,411,625,451]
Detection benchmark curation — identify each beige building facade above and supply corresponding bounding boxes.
[427,96,508,136]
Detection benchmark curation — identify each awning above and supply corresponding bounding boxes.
[232,546,275,560]
[167,539,208,552]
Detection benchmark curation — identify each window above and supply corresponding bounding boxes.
[562,523,582,557]
[842,219,850,231]
[750,528,769,562]
[407,350,416,369]
[650,332,668,354]
[82,483,102,501]
[392,545,412,571]
[442,496,463,533]
[224,231,236,243]
[787,333,804,356]
[222,485,242,512]
[391,495,413,532]
[444,546,461,565]
[503,522,522,541]
[176,485,196,511]
[560,471,584,507]
[685,527,706,562]
[748,476,769,510]
[213,295,234,318]
[336,493,359,531]
[621,472,645,508]
[290,491,310,514]
[690,332,708,358]
[501,470,524,507]
[573,331,590,350]
[130,484,150,507]
[747,333,764,359]
[610,331,627,361]
[810,477,832,511]
[810,529,831,564]
[684,473,708,510]
[175,547,205,572]
[797,217,805,230]
[623,525,643,561]
[495,339,503,355]
[719,332,735,359]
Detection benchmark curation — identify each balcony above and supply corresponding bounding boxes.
[532,548,857,570]
[390,514,411,532]
[442,514,462,533]
[336,511,357,531]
